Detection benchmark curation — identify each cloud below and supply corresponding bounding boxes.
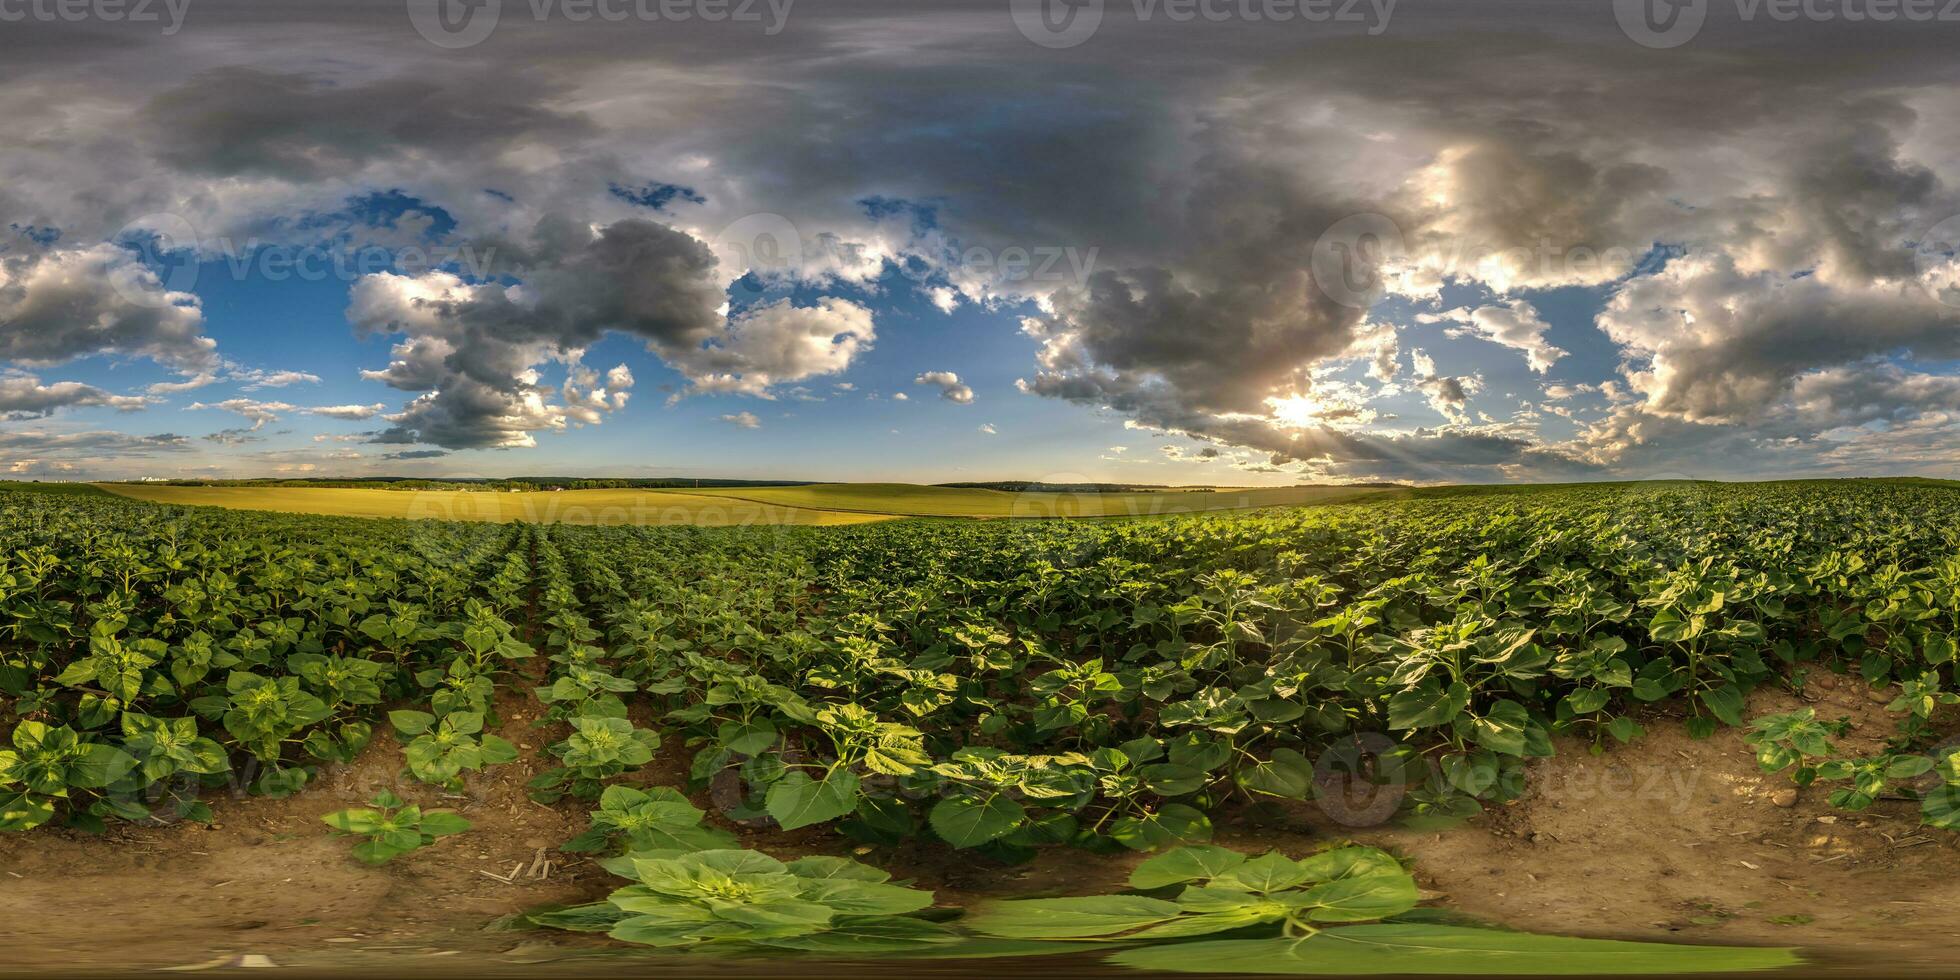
[143,66,596,183]
[0,244,216,372]
[720,411,761,429]
[1598,251,1960,423]
[142,364,319,397]
[1434,301,1566,374]
[189,398,392,428]
[915,371,975,404]
[11,7,1960,479]
[146,373,221,395]
[0,374,151,419]
[188,398,296,429]
[348,219,872,448]
[203,427,262,445]
[237,369,322,390]
[1404,349,1482,426]
[686,298,875,397]
[0,430,191,471]
[307,403,389,420]
[562,361,633,425]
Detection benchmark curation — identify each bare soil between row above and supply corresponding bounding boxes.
[2,680,1953,977]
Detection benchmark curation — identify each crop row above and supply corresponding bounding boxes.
[4,482,1960,849]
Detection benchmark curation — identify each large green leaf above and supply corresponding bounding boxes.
[1388,680,1470,730]
[1922,783,1960,829]
[1237,748,1314,800]
[965,895,1184,939]
[1129,845,1248,890]
[68,743,138,789]
[1110,802,1212,851]
[765,769,861,831]
[1295,847,1403,883]
[1699,684,1746,728]
[751,916,957,954]
[928,793,1026,847]
[1465,700,1529,757]
[1293,872,1419,922]
[1211,853,1309,893]
[417,811,472,837]
[797,878,936,916]
[787,855,892,882]
[1107,925,1802,974]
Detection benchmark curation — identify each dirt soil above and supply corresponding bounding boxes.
[2,677,1955,977]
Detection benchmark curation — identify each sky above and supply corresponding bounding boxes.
[5,0,1960,485]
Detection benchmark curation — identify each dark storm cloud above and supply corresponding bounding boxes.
[349,217,871,448]
[144,67,597,181]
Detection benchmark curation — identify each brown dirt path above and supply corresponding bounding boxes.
[2,680,1954,976]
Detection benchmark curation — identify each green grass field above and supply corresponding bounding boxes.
[95,482,1394,524]
[687,482,1394,517]
[101,485,892,526]
[0,481,111,497]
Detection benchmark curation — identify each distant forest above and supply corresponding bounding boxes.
[123,477,811,491]
[117,477,1405,493]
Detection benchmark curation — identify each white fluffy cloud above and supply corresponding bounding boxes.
[1433,302,1566,374]
[307,403,389,421]
[915,371,975,404]
[347,220,873,449]
[189,398,392,428]
[1598,252,1960,424]
[686,298,875,398]
[238,369,322,390]
[0,374,151,419]
[0,244,216,373]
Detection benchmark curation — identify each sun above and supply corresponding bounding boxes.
[1267,393,1331,429]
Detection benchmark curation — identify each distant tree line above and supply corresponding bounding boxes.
[128,477,810,491]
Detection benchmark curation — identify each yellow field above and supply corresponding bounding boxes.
[99,482,1396,525]
[689,482,1393,518]
[101,485,891,527]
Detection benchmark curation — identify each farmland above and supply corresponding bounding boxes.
[681,482,1396,517]
[5,479,1960,974]
[103,484,892,526]
[99,481,1395,523]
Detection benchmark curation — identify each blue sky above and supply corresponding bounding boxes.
[24,236,1630,484]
